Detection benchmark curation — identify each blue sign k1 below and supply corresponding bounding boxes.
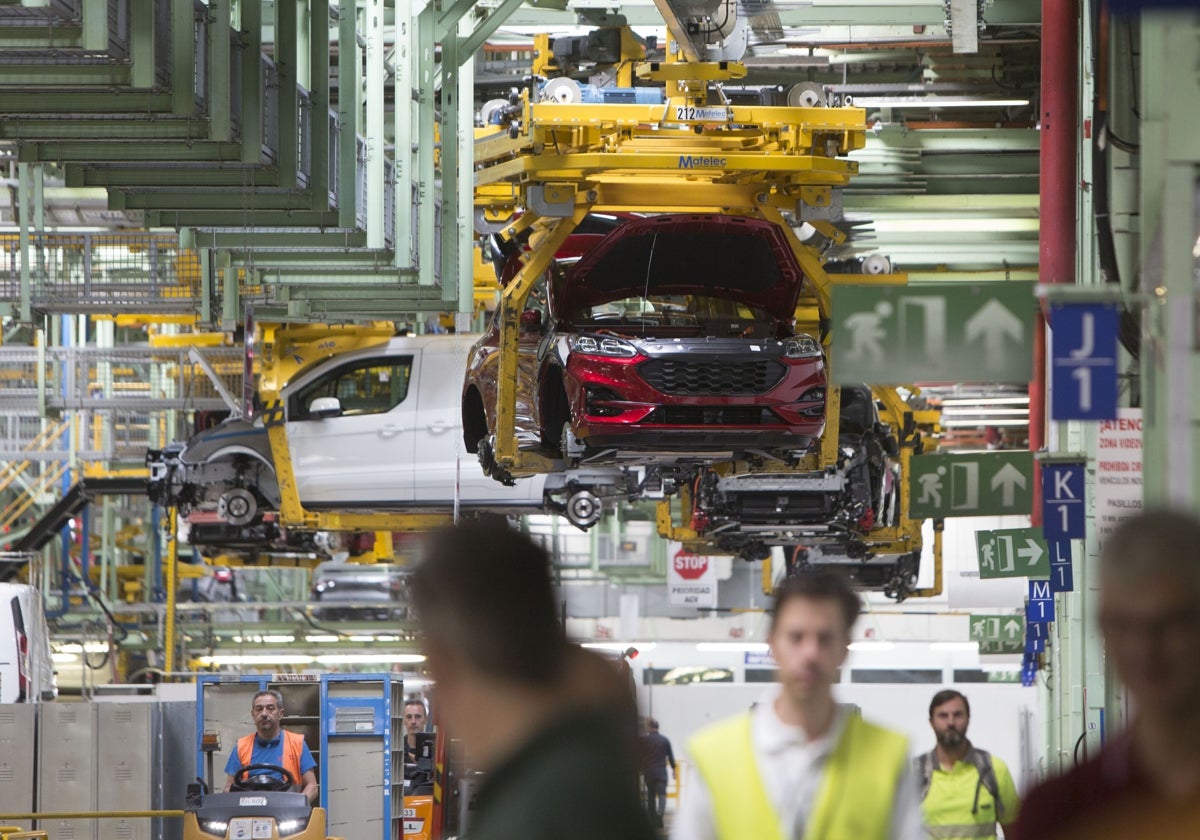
[1043,462,1086,540]
[1051,303,1119,421]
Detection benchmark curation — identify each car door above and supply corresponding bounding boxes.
[284,348,418,505]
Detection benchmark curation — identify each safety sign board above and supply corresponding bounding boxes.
[1096,409,1143,543]
[1050,303,1119,421]
[668,550,717,607]
[1042,461,1086,540]
[831,281,1036,384]
[1049,540,1074,593]
[969,614,1025,654]
[909,451,1033,518]
[976,527,1051,579]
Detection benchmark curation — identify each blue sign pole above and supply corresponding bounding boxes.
[1050,303,1119,421]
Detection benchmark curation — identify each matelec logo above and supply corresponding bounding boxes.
[678,155,727,169]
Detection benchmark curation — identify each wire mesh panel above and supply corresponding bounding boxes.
[0,233,203,314]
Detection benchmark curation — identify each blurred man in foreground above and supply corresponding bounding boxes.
[410,519,655,840]
[672,572,921,840]
[1010,509,1200,839]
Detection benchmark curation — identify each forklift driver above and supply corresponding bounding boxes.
[224,689,320,804]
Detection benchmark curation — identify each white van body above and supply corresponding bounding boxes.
[0,583,56,702]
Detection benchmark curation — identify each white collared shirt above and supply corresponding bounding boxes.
[670,686,924,840]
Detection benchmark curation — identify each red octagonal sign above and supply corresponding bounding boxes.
[673,551,709,581]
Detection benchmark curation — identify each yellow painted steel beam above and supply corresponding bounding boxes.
[164,507,178,678]
[493,209,588,471]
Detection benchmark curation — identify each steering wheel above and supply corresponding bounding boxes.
[232,764,296,792]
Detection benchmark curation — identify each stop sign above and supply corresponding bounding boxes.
[673,551,709,581]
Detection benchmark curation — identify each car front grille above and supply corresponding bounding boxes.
[644,406,779,425]
[639,358,786,395]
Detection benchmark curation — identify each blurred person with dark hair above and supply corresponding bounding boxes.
[671,572,921,840]
[410,519,655,840]
[641,718,676,828]
[915,689,1019,839]
[1010,509,1200,840]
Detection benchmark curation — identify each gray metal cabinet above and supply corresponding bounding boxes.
[0,704,35,831]
[38,702,96,840]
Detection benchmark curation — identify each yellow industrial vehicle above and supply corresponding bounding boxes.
[183,766,328,840]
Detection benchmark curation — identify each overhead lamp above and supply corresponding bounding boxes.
[848,641,896,651]
[304,635,340,643]
[930,642,979,651]
[941,408,1030,416]
[871,218,1040,234]
[851,96,1031,108]
[315,654,426,665]
[198,654,315,666]
[57,642,110,654]
[261,635,296,644]
[695,642,769,652]
[942,418,1030,427]
[940,397,1030,406]
[52,652,79,664]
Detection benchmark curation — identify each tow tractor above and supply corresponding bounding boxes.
[185,765,327,840]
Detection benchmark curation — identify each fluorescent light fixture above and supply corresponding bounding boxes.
[942,418,1030,427]
[695,642,770,652]
[981,663,1022,672]
[349,635,379,643]
[848,641,896,651]
[852,96,1031,108]
[305,635,340,643]
[198,654,315,666]
[930,642,979,651]
[315,653,426,665]
[941,408,1029,416]
[261,635,295,644]
[940,397,1030,406]
[57,642,110,654]
[871,218,1040,234]
[581,642,658,653]
[52,652,79,664]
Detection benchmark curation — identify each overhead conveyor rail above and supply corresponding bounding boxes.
[2,476,146,577]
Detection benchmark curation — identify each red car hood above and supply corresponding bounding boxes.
[555,214,805,322]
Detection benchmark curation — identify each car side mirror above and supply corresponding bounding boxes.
[520,309,543,332]
[309,396,343,419]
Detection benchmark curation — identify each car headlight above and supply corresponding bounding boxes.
[783,335,822,358]
[570,334,638,358]
[276,819,310,837]
[198,820,228,836]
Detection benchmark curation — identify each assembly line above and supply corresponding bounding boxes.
[0,0,1197,839]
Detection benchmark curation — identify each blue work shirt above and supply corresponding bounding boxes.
[225,733,317,783]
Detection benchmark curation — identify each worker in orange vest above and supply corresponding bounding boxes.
[224,689,319,804]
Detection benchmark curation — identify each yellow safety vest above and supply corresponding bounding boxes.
[689,711,908,840]
[919,751,1016,840]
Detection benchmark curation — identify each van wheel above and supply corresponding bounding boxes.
[541,371,570,451]
[462,388,488,455]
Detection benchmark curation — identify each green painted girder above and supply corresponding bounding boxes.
[65,163,283,188]
[0,89,175,112]
[0,28,82,49]
[193,230,369,250]
[0,65,133,85]
[843,194,1040,213]
[229,250,398,267]
[21,140,246,162]
[146,209,343,227]
[112,189,320,212]
[0,116,209,141]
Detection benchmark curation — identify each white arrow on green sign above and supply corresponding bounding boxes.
[909,451,1034,518]
[831,281,1036,384]
[970,613,1026,653]
[976,528,1051,579]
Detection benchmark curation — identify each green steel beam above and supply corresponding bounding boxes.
[0,66,131,84]
[82,0,107,50]
[66,164,284,188]
[240,0,264,160]
[0,91,173,113]
[193,230,369,249]
[366,0,385,248]
[458,0,528,59]
[228,250,399,266]
[336,1,359,228]
[842,193,1041,213]
[0,25,82,48]
[275,0,299,185]
[129,0,155,89]
[440,32,461,303]
[308,0,331,210]
[20,141,245,163]
[111,190,321,211]
[0,118,209,141]
[208,0,232,142]
[415,4,436,287]
[172,0,194,115]
[145,209,343,227]
[393,0,414,266]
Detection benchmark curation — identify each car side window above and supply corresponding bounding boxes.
[290,356,414,419]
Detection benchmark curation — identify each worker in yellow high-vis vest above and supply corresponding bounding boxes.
[671,572,922,840]
[916,690,1019,840]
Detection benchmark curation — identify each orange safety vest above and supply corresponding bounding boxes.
[236,730,307,788]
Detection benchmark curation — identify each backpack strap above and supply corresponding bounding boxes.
[967,746,1004,822]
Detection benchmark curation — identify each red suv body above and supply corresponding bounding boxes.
[463,214,826,466]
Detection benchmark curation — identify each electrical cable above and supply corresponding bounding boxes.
[1072,730,1088,767]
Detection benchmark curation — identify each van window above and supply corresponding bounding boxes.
[290,356,414,419]
[9,595,27,702]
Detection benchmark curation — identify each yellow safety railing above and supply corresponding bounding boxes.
[0,418,71,497]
